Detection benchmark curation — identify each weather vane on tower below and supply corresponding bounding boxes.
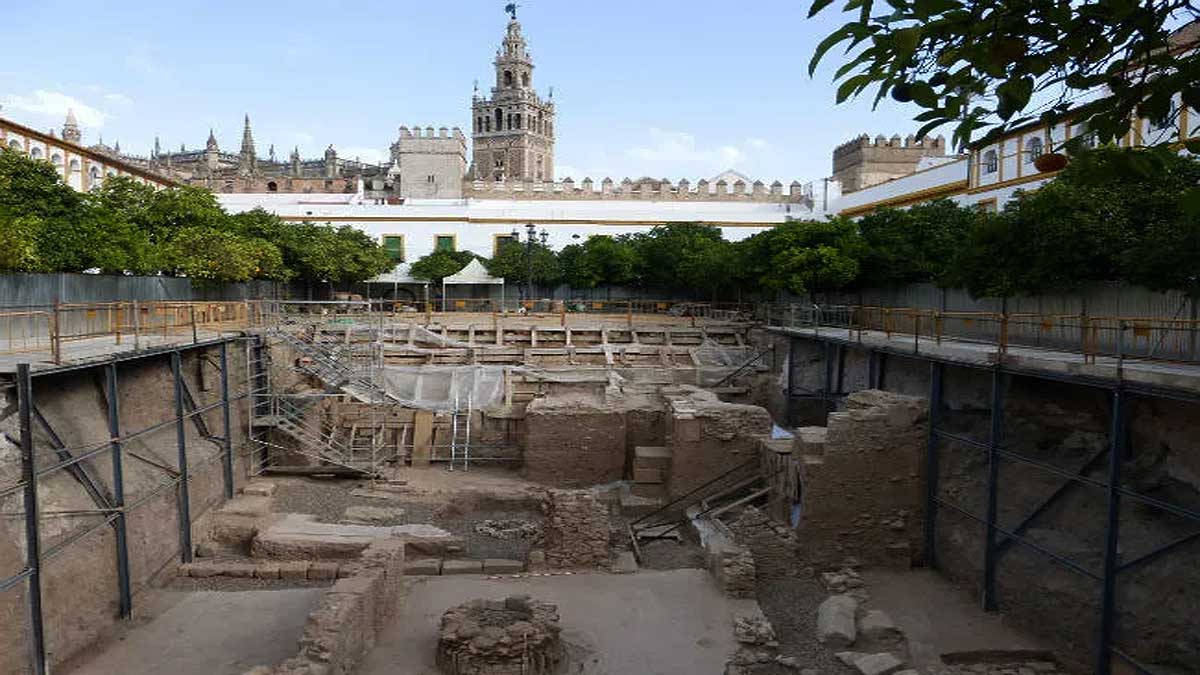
[505,3,519,19]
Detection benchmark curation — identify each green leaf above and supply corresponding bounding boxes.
[909,81,938,107]
[1182,187,1200,221]
[837,74,875,103]
[809,26,854,75]
[808,0,837,18]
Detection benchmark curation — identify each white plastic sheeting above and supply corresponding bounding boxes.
[381,365,508,412]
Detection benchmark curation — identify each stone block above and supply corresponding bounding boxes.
[183,562,222,579]
[223,562,258,578]
[817,594,858,647]
[404,558,443,576]
[242,481,278,497]
[308,562,340,580]
[441,559,483,575]
[220,495,274,516]
[858,609,901,642]
[343,505,406,525]
[483,558,525,574]
[255,563,281,580]
[278,561,311,581]
[633,467,665,484]
[850,653,905,675]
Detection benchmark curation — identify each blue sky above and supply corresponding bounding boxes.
[0,0,924,183]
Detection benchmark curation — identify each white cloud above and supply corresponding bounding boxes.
[625,128,767,176]
[339,146,387,164]
[0,90,108,127]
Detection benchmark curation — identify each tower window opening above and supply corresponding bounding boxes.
[495,108,503,131]
[515,113,522,130]
[504,70,513,87]
[522,72,530,87]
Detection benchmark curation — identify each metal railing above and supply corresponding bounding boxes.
[763,303,1200,365]
[0,300,265,364]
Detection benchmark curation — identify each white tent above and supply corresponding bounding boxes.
[442,259,505,311]
[366,263,429,306]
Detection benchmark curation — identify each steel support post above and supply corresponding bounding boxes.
[219,342,234,500]
[785,338,797,427]
[1096,388,1126,675]
[17,364,47,675]
[982,367,1005,611]
[924,362,944,570]
[823,341,835,413]
[171,351,193,563]
[105,362,133,619]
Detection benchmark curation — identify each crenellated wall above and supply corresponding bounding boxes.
[464,176,813,204]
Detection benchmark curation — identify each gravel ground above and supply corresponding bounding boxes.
[637,537,707,570]
[756,576,856,675]
[270,479,543,560]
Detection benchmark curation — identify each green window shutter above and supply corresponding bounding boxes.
[383,236,404,262]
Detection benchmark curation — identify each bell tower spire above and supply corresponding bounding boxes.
[470,7,555,182]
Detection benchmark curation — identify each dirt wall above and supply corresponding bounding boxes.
[667,388,773,498]
[0,343,251,674]
[524,398,628,487]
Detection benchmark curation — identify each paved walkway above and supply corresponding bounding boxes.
[66,589,322,675]
[774,325,1200,393]
[358,569,757,675]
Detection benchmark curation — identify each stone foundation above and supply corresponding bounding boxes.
[436,596,563,675]
[540,490,609,568]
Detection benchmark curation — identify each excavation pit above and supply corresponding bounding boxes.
[436,595,563,675]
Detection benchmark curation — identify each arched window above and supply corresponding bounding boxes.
[521,72,529,88]
[88,165,102,187]
[982,149,998,174]
[475,117,482,133]
[506,113,513,130]
[515,113,522,130]
[504,70,513,87]
[106,168,117,177]
[7,139,22,152]
[1025,137,1043,164]
[485,117,491,132]
[495,108,503,131]
[267,181,278,192]
[30,147,43,160]
[69,158,81,172]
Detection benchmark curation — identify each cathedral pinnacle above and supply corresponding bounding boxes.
[62,108,82,143]
[206,129,219,151]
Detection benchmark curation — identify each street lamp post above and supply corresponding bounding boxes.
[510,222,548,309]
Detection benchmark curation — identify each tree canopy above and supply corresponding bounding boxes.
[0,148,392,284]
[808,0,1200,150]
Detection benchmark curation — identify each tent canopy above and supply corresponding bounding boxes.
[443,259,504,285]
[367,263,427,285]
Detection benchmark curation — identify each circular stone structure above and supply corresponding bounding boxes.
[436,595,563,675]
